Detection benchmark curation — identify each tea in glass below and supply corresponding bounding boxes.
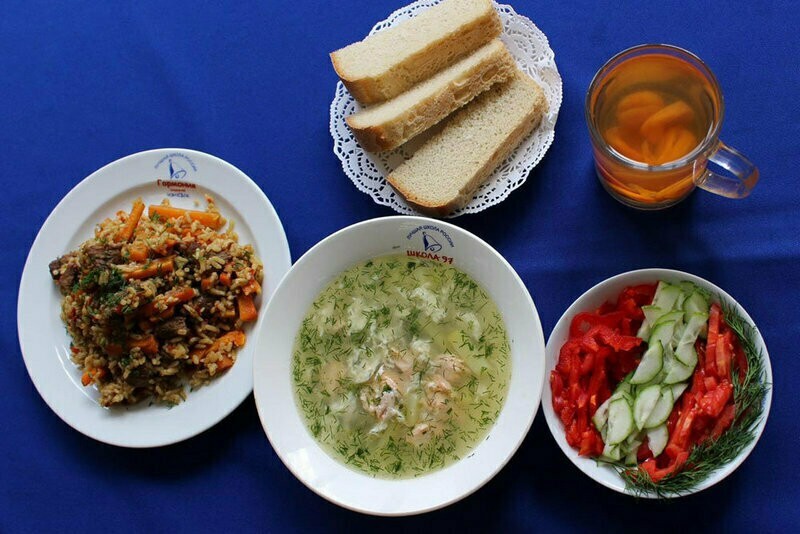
[586,45,758,209]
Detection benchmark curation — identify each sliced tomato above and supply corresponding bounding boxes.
[695,338,706,370]
[715,330,733,380]
[579,428,604,457]
[668,405,698,453]
[550,371,564,397]
[703,375,718,392]
[705,304,721,375]
[569,311,627,337]
[699,381,733,418]
[620,283,658,306]
[710,404,736,440]
[640,451,689,483]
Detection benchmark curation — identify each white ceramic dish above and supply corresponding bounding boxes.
[542,268,772,497]
[253,216,545,515]
[330,0,563,217]
[17,148,291,447]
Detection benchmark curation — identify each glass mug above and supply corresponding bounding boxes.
[585,44,758,209]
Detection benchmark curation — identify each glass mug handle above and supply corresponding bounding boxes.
[694,141,759,198]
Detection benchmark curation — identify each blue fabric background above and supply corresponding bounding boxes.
[2,0,798,531]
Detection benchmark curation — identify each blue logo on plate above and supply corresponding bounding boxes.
[168,159,187,180]
[422,232,442,252]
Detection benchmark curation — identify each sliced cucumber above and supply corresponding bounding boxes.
[664,357,695,384]
[671,320,687,347]
[610,376,633,400]
[679,280,698,294]
[606,398,635,445]
[592,397,611,431]
[630,342,663,384]
[623,435,643,465]
[633,384,662,429]
[684,291,710,316]
[643,387,674,428]
[625,432,642,446]
[642,305,667,325]
[647,424,669,457]
[649,321,677,353]
[670,382,689,402]
[602,442,622,461]
[653,282,682,311]
[653,310,685,327]
[679,312,709,346]
[674,341,698,367]
[637,305,666,339]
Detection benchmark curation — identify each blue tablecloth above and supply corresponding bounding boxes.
[2,0,798,531]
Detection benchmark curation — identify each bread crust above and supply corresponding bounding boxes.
[330,0,501,105]
[387,74,547,216]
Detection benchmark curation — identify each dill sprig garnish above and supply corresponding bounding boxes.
[616,296,770,497]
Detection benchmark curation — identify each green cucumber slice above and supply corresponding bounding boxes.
[643,387,674,428]
[637,305,666,339]
[653,282,682,311]
[602,442,622,461]
[592,397,611,431]
[653,310,685,327]
[674,341,699,367]
[607,398,635,445]
[610,376,633,401]
[633,384,662,429]
[670,382,689,402]
[684,291,710,316]
[610,390,634,405]
[664,357,695,384]
[647,424,669,457]
[679,312,709,347]
[649,321,677,353]
[671,319,687,347]
[679,281,698,294]
[630,341,663,384]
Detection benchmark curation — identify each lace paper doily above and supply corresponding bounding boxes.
[330,1,563,217]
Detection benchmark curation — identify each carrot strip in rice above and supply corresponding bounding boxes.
[115,199,145,242]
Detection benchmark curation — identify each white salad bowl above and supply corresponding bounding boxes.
[542,268,772,497]
[252,216,546,515]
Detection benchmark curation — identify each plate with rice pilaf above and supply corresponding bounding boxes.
[17,148,291,447]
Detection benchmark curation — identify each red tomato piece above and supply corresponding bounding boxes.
[550,371,564,397]
[710,404,736,440]
[703,375,718,392]
[560,404,575,427]
[716,331,733,380]
[705,304,721,375]
[699,381,733,418]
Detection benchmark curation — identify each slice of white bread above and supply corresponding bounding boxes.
[331,0,502,105]
[387,70,547,215]
[346,39,515,152]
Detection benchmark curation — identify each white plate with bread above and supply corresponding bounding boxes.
[330,0,562,217]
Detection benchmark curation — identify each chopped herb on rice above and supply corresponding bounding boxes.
[50,197,262,406]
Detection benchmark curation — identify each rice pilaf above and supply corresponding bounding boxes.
[49,196,263,406]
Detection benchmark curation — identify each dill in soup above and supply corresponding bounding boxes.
[292,254,511,478]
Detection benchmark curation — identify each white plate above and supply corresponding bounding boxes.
[17,149,291,447]
[542,269,773,497]
[253,216,545,515]
[330,0,563,217]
